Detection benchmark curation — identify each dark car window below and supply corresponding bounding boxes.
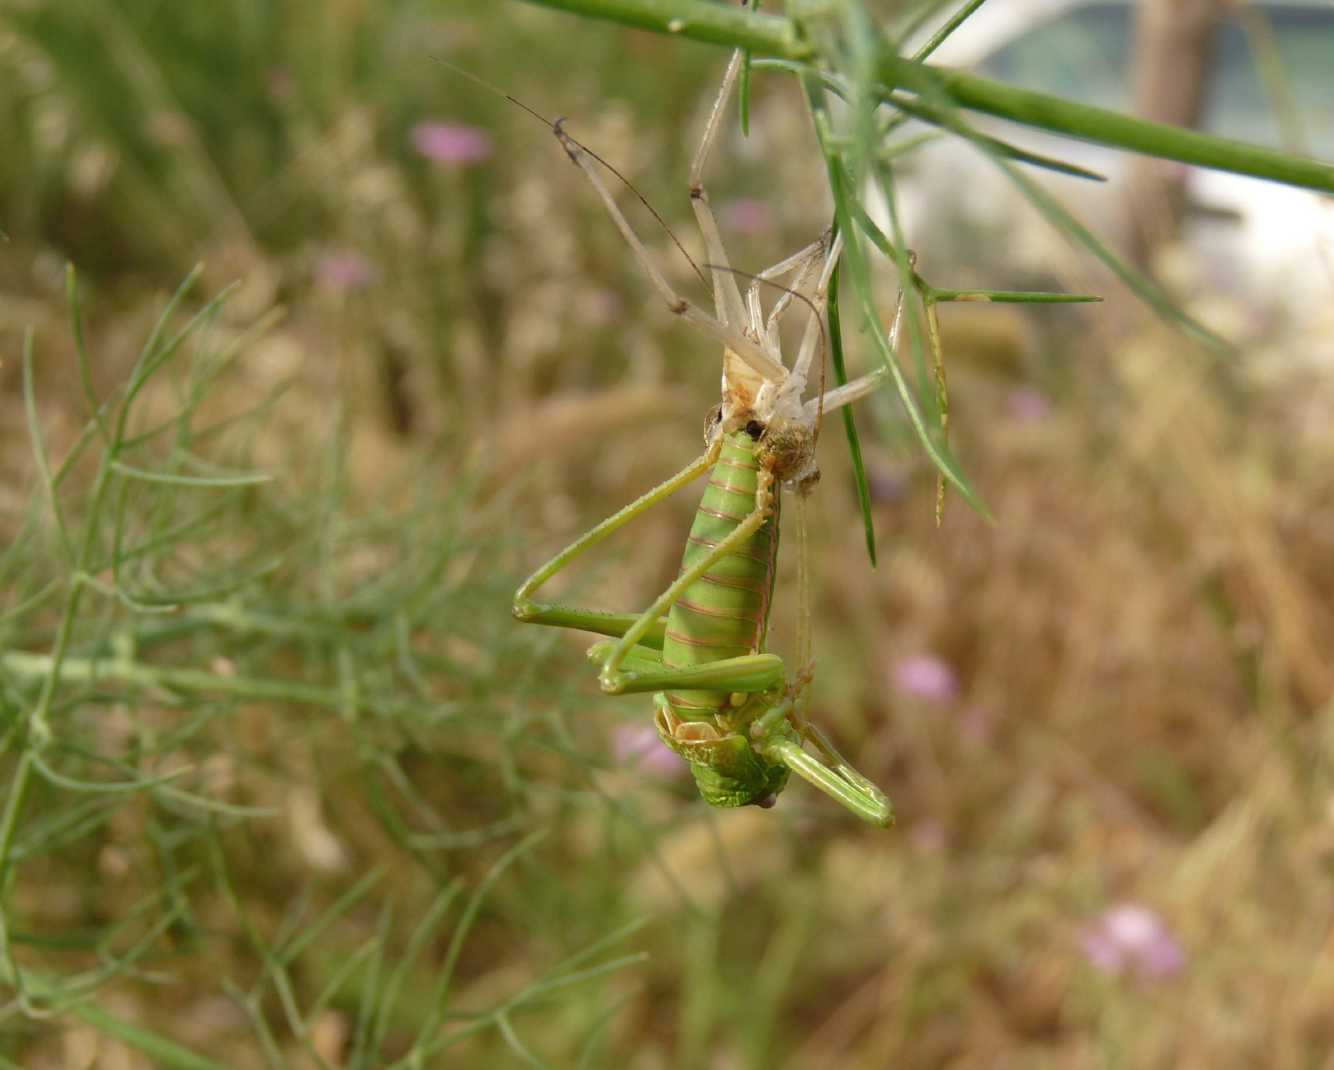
[978,3,1334,157]
[977,4,1132,112]
[1209,8,1334,157]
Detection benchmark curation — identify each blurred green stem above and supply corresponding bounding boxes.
[0,650,444,719]
[69,1001,227,1070]
[517,0,1334,193]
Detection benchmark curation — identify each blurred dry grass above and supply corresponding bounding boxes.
[3,2,1334,1068]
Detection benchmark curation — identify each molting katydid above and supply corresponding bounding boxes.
[512,49,897,827]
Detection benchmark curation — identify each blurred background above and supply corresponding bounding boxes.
[1,0,1333,1066]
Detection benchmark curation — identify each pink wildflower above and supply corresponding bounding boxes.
[315,250,376,292]
[410,122,492,165]
[1007,387,1051,423]
[867,466,908,506]
[909,818,947,853]
[1081,903,1186,981]
[613,724,686,777]
[722,197,772,235]
[892,654,959,704]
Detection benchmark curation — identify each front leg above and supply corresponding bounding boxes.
[512,447,717,649]
[760,733,895,827]
[749,698,895,828]
[653,693,791,809]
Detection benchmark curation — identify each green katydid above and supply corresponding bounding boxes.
[513,49,898,827]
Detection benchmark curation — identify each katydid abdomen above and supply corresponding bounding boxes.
[654,428,795,809]
[662,430,778,719]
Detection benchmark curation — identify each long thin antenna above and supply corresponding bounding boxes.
[436,58,709,289]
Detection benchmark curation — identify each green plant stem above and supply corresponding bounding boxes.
[0,967,227,1070]
[0,651,447,720]
[520,0,808,53]
[920,64,1331,190]
[516,0,1334,193]
[3,334,122,892]
[826,260,877,566]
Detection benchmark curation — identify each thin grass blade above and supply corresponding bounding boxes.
[826,260,878,566]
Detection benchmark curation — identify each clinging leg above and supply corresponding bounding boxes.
[512,446,718,644]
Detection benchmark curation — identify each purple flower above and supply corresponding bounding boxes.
[1081,903,1186,981]
[867,466,908,506]
[410,122,492,165]
[892,654,959,704]
[909,818,946,853]
[1007,387,1051,423]
[315,250,376,292]
[613,724,686,777]
[722,197,772,235]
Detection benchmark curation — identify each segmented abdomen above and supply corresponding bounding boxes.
[661,431,778,719]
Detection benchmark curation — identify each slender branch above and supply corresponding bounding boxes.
[518,0,811,55]
[517,0,1334,194]
[919,62,1334,191]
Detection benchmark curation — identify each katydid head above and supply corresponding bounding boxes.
[690,758,791,810]
[655,703,796,810]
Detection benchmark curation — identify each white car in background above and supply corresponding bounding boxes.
[896,0,1334,327]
